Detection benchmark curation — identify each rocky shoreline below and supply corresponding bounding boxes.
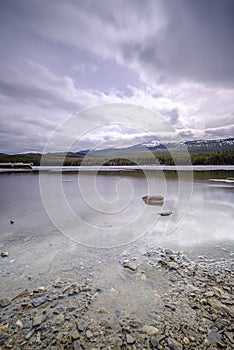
[0,248,233,349]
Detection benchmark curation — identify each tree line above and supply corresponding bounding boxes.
[0,150,233,166]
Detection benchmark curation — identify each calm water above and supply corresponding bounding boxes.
[0,170,234,305]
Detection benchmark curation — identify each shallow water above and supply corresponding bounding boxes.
[0,170,233,315]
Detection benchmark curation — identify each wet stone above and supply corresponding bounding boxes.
[123,259,138,271]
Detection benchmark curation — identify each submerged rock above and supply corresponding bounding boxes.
[122,259,138,271]
[159,211,172,216]
[1,252,8,257]
[142,195,164,206]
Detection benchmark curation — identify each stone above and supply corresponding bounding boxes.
[207,330,222,343]
[31,296,48,307]
[208,297,234,316]
[0,298,11,308]
[73,341,82,350]
[167,337,183,350]
[126,334,136,344]
[33,315,43,327]
[0,323,8,334]
[71,330,80,340]
[36,332,41,343]
[204,291,214,297]
[77,321,88,332]
[25,330,34,340]
[37,286,45,292]
[123,259,137,271]
[183,336,190,345]
[150,336,159,347]
[55,313,64,325]
[86,330,93,339]
[159,211,172,216]
[143,325,159,336]
[1,252,8,257]
[16,320,23,328]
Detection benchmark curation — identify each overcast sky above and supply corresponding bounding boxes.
[0,0,234,153]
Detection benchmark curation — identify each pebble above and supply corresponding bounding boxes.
[73,341,82,350]
[143,325,159,336]
[0,298,11,308]
[167,337,183,350]
[71,330,80,340]
[123,259,137,271]
[126,334,136,344]
[86,330,93,339]
[208,330,222,343]
[16,320,23,328]
[37,286,45,292]
[31,296,48,307]
[33,315,43,327]
[25,330,34,340]
[183,336,190,345]
[0,247,233,349]
[204,291,214,297]
[77,321,88,332]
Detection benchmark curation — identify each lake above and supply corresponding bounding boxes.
[0,167,234,308]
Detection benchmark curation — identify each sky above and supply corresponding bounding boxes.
[0,0,234,153]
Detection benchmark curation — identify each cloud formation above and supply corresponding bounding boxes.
[0,0,233,152]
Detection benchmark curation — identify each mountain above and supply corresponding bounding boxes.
[76,137,234,156]
[0,137,233,166]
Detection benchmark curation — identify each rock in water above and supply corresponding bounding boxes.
[1,252,8,257]
[123,259,137,271]
[142,195,164,206]
[159,211,172,216]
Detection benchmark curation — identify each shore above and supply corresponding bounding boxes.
[1,247,233,349]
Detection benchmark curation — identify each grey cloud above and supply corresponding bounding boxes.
[1,0,234,87]
[205,124,234,139]
[120,0,234,86]
[178,129,196,140]
[0,0,233,153]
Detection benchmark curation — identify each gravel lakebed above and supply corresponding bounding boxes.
[0,246,233,350]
